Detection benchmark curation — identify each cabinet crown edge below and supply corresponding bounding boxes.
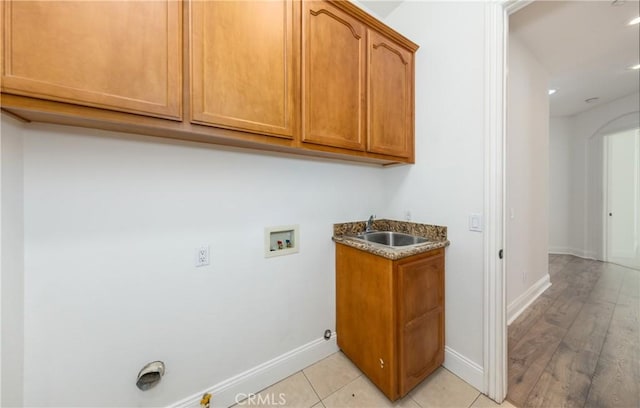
[328,0,419,52]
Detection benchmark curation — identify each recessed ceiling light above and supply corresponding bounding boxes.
[630,64,640,70]
[585,97,600,104]
[548,89,557,95]
[629,16,640,25]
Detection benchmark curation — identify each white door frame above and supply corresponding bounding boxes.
[603,134,610,262]
[483,0,532,402]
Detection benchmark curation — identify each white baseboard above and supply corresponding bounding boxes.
[583,251,598,260]
[549,247,599,261]
[443,346,484,392]
[506,274,551,325]
[169,337,486,407]
[170,335,338,408]
[549,247,583,257]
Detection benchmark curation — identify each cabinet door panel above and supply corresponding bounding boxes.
[190,0,297,138]
[401,311,444,394]
[336,244,397,399]
[400,251,444,322]
[397,250,445,395]
[302,1,366,151]
[1,0,182,119]
[367,30,413,158]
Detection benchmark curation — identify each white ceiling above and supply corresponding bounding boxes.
[510,0,640,117]
[359,0,403,18]
[358,0,639,117]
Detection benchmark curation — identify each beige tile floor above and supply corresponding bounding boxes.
[237,352,516,408]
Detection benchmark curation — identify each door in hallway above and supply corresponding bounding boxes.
[605,128,640,269]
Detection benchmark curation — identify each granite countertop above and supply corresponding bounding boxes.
[332,219,450,260]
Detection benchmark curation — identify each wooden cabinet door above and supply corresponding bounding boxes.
[367,30,414,158]
[397,249,445,395]
[336,244,397,399]
[302,1,366,151]
[1,0,182,120]
[190,0,298,139]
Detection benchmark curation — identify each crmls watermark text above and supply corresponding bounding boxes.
[235,393,287,406]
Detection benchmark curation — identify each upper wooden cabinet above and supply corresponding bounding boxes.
[0,0,418,165]
[301,1,416,160]
[367,30,414,159]
[190,0,299,138]
[302,1,366,151]
[0,0,182,120]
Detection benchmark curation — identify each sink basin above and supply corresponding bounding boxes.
[353,231,429,247]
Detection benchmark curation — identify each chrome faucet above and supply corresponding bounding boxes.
[365,215,375,232]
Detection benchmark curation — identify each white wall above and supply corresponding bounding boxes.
[1,1,518,404]
[548,92,640,259]
[8,119,392,407]
[505,36,550,317]
[578,93,640,260]
[548,117,572,252]
[382,1,486,387]
[1,116,25,407]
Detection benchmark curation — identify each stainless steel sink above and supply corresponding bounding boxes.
[352,231,429,247]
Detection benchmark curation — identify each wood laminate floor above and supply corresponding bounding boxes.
[507,255,640,408]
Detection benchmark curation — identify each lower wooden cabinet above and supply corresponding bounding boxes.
[336,244,445,400]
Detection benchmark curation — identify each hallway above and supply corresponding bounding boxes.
[507,255,639,407]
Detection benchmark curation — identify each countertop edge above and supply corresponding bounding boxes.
[332,236,450,260]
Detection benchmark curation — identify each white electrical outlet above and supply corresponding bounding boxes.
[196,246,210,267]
[405,210,412,221]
